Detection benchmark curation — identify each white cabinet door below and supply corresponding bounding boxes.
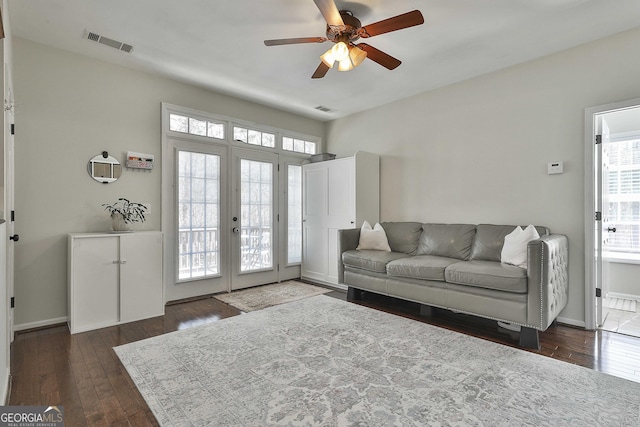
[70,236,119,332]
[120,232,164,323]
[326,158,355,283]
[68,232,163,333]
[302,152,379,286]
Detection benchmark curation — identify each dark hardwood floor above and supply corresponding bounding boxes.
[9,288,640,426]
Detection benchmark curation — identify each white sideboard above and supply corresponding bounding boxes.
[68,231,164,334]
[301,151,380,286]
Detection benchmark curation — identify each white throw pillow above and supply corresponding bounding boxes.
[356,221,391,251]
[501,225,540,269]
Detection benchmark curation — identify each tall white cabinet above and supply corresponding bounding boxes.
[68,231,164,334]
[302,151,379,286]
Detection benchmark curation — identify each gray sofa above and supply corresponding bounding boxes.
[338,223,569,349]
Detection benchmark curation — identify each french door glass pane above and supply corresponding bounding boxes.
[240,159,273,272]
[288,165,302,263]
[178,151,220,280]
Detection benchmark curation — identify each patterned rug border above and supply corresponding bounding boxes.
[212,280,331,312]
[115,295,640,426]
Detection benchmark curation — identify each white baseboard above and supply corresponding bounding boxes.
[556,316,586,329]
[608,292,640,301]
[14,316,68,332]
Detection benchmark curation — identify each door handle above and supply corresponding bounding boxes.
[607,227,617,233]
[9,234,19,242]
[232,227,240,233]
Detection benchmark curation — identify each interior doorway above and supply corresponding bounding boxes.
[585,100,640,338]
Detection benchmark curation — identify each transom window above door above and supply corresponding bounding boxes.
[169,113,226,140]
[166,106,320,155]
[282,137,317,155]
[233,126,276,148]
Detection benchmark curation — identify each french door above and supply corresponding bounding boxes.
[168,139,303,296]
[173,141,229,297]
[230,148,279,290]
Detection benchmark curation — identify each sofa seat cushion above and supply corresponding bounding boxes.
[342,250,410,274]
[386,255,460,281]
[445,260,528,294]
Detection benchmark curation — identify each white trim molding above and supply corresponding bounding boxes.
[13,316,68,332]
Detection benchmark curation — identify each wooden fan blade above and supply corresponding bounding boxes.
[313,0,344,26]
[311,62,331,79]
[357,43,401,70]
[264,37,327,46]
[360,10,424,38]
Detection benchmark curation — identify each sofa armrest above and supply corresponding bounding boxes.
[338,228,361,284]
[526,234,569,330]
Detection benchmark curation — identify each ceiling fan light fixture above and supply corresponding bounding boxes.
[331,41,350,61]
[349,45,367,67]
[320,49,336,68]
[337,58,354,72]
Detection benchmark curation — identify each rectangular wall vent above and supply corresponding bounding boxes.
[83,30,134,54]
[315,105,333,113]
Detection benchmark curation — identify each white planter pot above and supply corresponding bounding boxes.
[111,213,130,232]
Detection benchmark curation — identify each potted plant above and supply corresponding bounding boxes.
[103,198,148,232]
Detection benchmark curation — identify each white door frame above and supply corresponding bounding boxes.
[584,97,640,330]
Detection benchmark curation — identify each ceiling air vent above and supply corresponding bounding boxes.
[83,30,134,54]
[315,106,333,113]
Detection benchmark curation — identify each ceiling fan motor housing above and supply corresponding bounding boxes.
[326,10,361,44]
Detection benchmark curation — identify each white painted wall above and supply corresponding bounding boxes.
[12,37,324,328]
[326,26,640,326]
[609,263,640,298]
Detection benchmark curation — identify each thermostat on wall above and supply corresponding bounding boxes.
[547,161,564,175]
[126,151,154,170]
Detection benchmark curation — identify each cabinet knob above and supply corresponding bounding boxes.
[120,260,127,264]
[112,261,120,264]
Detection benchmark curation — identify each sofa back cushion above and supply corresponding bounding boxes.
[380,222,423,254]
[470,224,550,261]
[416,224,476,260]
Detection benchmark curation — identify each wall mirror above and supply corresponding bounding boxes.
[88,152,122,183]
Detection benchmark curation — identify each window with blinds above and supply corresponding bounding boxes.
[607,139,640,254]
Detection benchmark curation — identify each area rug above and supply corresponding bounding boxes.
[212,280,331,312]
[115,295,640,426]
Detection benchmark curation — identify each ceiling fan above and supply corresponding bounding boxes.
[264,0,424,78]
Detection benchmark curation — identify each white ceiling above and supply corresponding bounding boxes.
[8,0,640,121]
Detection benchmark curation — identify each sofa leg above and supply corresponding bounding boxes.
[347,287,363,302]
[419,304,433,317]
[519,327,540,350]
